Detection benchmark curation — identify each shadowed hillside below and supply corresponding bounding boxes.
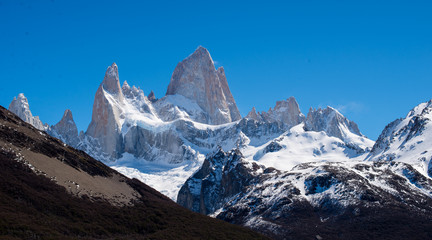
[0,106,267,240]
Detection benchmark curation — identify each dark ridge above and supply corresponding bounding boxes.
[0,105,267,239]
[0,105,114,177]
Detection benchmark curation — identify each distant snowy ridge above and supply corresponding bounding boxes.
[178,106,432,237]
[367,99,432,177]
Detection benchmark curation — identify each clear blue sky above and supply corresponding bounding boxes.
[1,0,431,140]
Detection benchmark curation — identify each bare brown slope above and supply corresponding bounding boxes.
[0,106,267,240]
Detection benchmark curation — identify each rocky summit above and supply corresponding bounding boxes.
[85,62,125,158]
[8,93,45,131]
[49,109,79,147]
[166,46,241,124]
[246,97,305,128]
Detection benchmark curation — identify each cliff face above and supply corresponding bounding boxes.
[178,146,432,240]
[8,93,45,131]
[166,46,241,124]
[86,63,124,158]
[49,109,79,147]
[246,97,305,128]
[177,148,262,215]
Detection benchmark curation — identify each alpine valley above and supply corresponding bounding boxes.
[6,47,432,239]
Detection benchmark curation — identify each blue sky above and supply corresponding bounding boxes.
[1,0,431,140]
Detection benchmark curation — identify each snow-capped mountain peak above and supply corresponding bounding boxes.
[102,62,123,100]
[85,63,125,158]
[368,99,432,176]
[305,106,364,144]
[245,97,305,128]
[245,107,262,121]
[48,109,79,147]
[165,46,241,125]
[8,93,45,130]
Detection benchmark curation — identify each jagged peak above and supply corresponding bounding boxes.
[165,46,241,124]
[274,96,300,111]
[11,93,28,104]
[245,107,262,121]
[16,93,27,100]
[62,109,74,121]
[9,93,30,113]
[208,145,226,159]
[148,90,156,102]
[122,80,130,89]
[308,105,335,113]
[406,99,432,118]
[105,62,118,79]
[326,105,340,113]
[287,96,297,102]
[102,62,123,98]
[181,46,215,69]
[8,93,45,131]
[109,62,117,72]
[305,104,362,138]
[192,46,210,57]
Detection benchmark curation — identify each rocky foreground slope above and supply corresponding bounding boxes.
[0,106,266,239]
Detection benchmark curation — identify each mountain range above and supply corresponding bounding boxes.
[6,46,432,239]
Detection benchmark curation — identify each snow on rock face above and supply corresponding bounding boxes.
[264,97,305,127]
[77,59,373,197]
[86,63,124,158]
[175,99,432,238]
[178,146,432,239]
[218,160,432,238]
[246,97,305,128]
[147,90,157,102]
[49,109,79,147]
[244,100,373,155]
[7,50,372,203]
[245,107,262,121]
[8,93,45,131]
[102,63,124,101]
[177,148,263,215]
[166,46,241,125]
[304,106,372,153]
[368,99,432,177]
[305,106,361,139]
[246,123,373,171]
[154,94,208,123]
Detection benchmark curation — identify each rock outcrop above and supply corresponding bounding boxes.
[166,46,241,124]
[147,90,157,102]
[367,100,432,177]
[305,106,362,139]
[177,148,262,215]
[8,93,45,131]
[178,146,432,240]
[49,109,79,147]
[247,97,305,128]
[245,107,262,122]
[86,63,124,158]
